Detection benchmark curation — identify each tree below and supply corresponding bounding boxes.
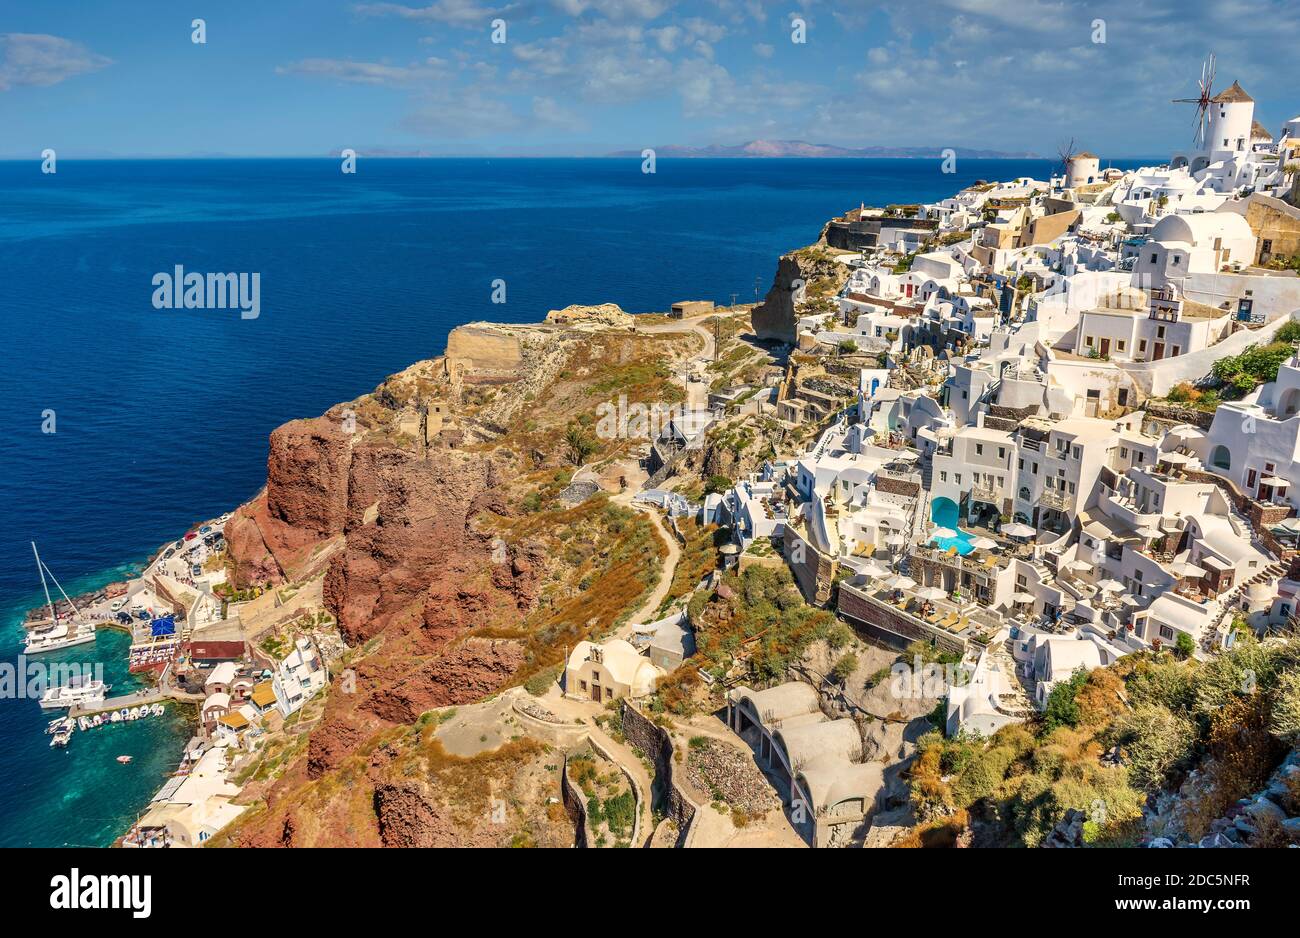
[1042,668,1088,732]
[1175,631,1196,659]
[564,423,597,466]
[704,475,732,495]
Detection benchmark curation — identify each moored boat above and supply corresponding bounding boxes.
[39,677,111,710]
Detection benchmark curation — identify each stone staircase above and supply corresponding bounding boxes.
[1216,560,1287,616]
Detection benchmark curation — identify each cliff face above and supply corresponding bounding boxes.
[225,416,353,586]
[216,318,673,847]
[751,244,849,343]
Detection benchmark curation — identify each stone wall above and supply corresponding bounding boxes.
[619,701,700,847]
[837,582,967,656]
[783,526,836,605]
[875,475,921,499]
[561,753,594,848]
[1141,399,1214,430]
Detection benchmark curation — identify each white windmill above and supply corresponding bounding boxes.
[1172,52,1217,149]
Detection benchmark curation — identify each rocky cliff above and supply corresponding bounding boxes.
[751,243,851,343]
[216,317,671,847]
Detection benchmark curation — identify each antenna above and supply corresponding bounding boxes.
[1172,51,1216,147]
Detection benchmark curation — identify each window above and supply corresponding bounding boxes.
[1172,256,1181,267]
[1160,625,1175,641]
[592,671,600,682]
[1018,458,1024,470]
[580,680,588,692]
[940,471,948,483]
[1139,340,1147,352]
[998,447,1006,459]
[1120,447,1129,460]
[1117,340,1126,351]
[1263,239,1273,255]
[975,443,984,455]
[1072,445,1082,459]
[1085,336,1094,347]
[1157,325,1166,339]
[955,474,962,484]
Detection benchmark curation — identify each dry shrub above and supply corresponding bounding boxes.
[1182,696,1287,840]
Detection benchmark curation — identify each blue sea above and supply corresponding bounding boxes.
[0,156,1147,847]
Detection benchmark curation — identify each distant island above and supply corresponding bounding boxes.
[606,139,1043,159]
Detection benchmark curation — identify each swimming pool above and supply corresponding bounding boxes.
[930,497,975,555]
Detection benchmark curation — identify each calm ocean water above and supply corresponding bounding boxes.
[0,156,1145,846]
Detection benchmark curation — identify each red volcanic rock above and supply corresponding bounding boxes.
[363,639,526,725]
[224,498,284,586]
[227,417,352,586]
[324,447,507,645]
[373,783,497,848]
[266,417,352,536]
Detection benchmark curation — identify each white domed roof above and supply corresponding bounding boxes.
[1149,211,1253,247]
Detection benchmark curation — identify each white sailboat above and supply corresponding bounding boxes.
[24,542,96,655]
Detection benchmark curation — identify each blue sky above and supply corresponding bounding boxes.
[1,0,1296,158]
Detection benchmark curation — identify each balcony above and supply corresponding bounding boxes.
[1037,488,1071,512]
[970,484,1001,506]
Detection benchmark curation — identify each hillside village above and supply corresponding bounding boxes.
[117,71,1300,851]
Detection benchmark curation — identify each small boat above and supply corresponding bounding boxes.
[109,711,122,723]
[116,755,133,764]
[151,704,165,716]
[127,707,139,720]
[51,729,72,748]
[118,708,130,721]
[92,714,103,727]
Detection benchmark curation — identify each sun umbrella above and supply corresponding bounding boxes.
[884,574,916,590]
[930,527,958,540]
[1171,561,1207,578]
[915,586,947,601]
[1157,451,1189,465]
[1097,578,1124,593]
[969,536,997,551]
[860,559,891,578]
[1011,591,1036,604]
[1002,522,1035,538]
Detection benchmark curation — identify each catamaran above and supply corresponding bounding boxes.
[39,676,111,710]
[24,542,96,655]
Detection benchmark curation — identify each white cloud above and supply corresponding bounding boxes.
[0,33,111,91]
[276,57,452,85]
[752,42,774,58]
[353,0,511,26]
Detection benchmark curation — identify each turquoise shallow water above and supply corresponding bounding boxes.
[930,496,975,556]
[1,562,196,848]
